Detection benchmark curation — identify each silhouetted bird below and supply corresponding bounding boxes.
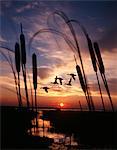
[67,73,76,80]
[51,76,59,84]
[41,87,49,93]
[57,77,63,85]
[66,78,72,86]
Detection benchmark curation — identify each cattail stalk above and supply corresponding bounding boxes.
[15,42,22,107]
[20,23,30,108]
[32,53,38,128]
[76,64,91,111]
[94,42,105,74]
[66,19,106,111]
[94,42,114,112]
[74,55,91,111]
[86,36,105,111]
[58,11,94,111]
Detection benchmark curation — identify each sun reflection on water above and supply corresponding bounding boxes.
[29,111,78,148]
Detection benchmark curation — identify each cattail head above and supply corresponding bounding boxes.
[87,36,97,72]
[32,53,37,90]
[20,23,26,65]
[94,42,105,74]
[15,42,20,73]
[76,65,86,93]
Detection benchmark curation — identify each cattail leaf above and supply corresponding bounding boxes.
[87,36,97,72]
[76,65,86,93]
[15,42,20,73]
[94,42,105,74]
[32,53,37,90]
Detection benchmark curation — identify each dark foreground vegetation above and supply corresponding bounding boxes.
[1,106,53,149]
[1,106,117,149]
[44,109,117,148]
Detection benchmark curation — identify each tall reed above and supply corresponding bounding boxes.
[76,65,86,93]
[94,42,105,74]
[20,23,30,108]
[15,42,22,107]
[94,42,114,112]
[76,64,91,111]
[32,53,37,90]
[66,19,107,111]
[87,36,105,111]
[32,53,38,127]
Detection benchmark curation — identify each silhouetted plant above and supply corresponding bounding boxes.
[15,42,21,73]
[94,42,105,74]
[94,42,114,112]
[32,53,38,128]
[15,42,22,107]
[76,65,86,93]
[87,37,97,72]
[67,19,106,111]
[20,24,26,66]
[76,64,91,111]
[20,23,30,108]
[32,53,37,90]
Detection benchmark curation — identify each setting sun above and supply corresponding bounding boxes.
[59,102,64,107]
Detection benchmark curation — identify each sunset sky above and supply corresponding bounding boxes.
[0,1,117,110]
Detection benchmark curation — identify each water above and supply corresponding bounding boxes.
[28,111,78,149]
[26,109,117,149]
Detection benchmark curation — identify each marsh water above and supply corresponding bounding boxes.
[29,110,78,149]
[1,106,116,149]
[26,109,117,149]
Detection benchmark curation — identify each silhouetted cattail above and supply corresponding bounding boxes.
[87,36,97,72]
[15,42,20,73]
[15,42,22,107]
[19,23,29,107]
[76,65,86,93]
[20,23,26,65]
[32,53,37,90]
[94,43,114,111]
[94,42,105,74]
[32,53,38,128]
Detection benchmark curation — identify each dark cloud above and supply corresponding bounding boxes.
[99,26,117,51]
[38,67,53,79]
